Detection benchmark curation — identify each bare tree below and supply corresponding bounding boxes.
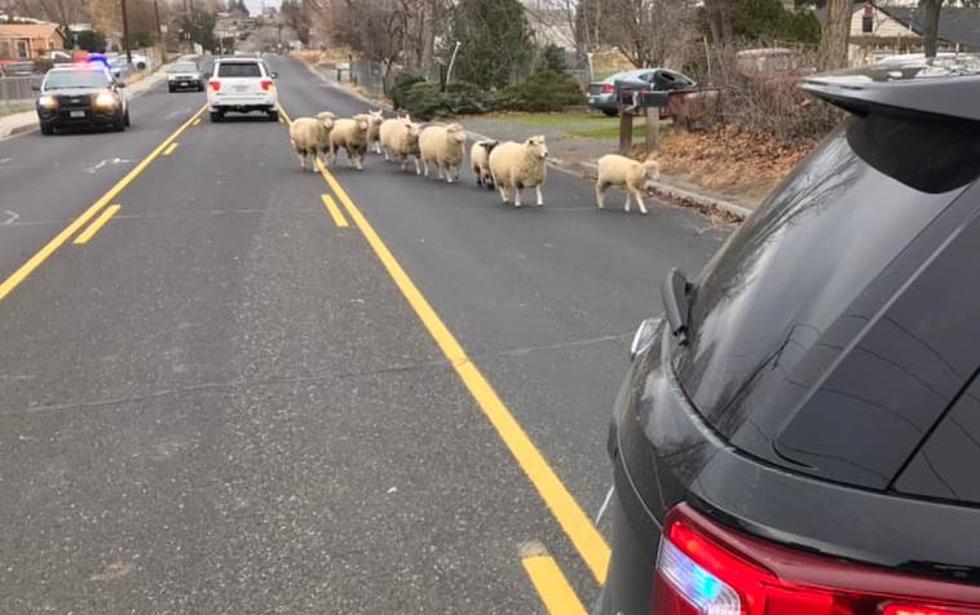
[13,0,85,30]
[703,0,733,45]
[819,0,851,70]
[600,0,698,68]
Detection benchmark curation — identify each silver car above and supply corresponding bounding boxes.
[587,68,696,116]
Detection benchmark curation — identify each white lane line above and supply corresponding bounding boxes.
[3,210,18,225]
[595,485,615,525]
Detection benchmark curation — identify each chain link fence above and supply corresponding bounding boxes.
[0,75,42,110]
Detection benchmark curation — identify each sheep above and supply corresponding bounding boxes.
[469,139,499,189]
[418,123,467,183]
[386,121,423,175]
[595,154,660,215]
[327,115,371,170]
[365,109,384,154]
[487,135,549,208]
[379,115,411,162]
[288,112,335,172]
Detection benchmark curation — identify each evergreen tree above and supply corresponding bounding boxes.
[448,0,533,89]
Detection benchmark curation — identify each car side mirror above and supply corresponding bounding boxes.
[629,318,661,361]
[271,72,278,79]
[31,84,40,91]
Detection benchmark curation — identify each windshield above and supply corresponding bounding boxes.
[43,70,110,90]
[169,63,198,73]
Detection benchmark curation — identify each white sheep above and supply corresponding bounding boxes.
[328,115,371,170]
[387,121,423,174]
[419,123,467,183]
[487,135,549,207]
[288,112,335,172]
[379,115,410,162]
[595,154,660,215]
[469,139,499,189]
[365,109,384,154]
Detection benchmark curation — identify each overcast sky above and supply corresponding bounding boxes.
[243,0,280,14]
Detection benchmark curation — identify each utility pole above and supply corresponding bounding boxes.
[120,0,132,64]
[153,0,165,62]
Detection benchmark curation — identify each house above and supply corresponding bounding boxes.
[0,22,66,60]
[817,1,980,65]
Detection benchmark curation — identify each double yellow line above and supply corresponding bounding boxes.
[278,103,608,611]
[0,104,207,303]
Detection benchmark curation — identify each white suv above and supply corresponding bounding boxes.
[207,58,278,122]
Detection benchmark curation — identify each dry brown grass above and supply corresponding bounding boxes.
[654,125,817,203]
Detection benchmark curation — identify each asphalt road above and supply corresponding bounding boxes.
[0,55,727,614]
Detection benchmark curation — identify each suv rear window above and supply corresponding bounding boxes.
[673,112,980,489]
[217,62,262,78]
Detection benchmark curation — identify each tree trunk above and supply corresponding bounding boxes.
[704,0,732,45]
[420,0,434,76]
[923,0,943,59]
[819,0,851,71]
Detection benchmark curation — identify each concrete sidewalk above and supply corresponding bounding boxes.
[0,64,173,140]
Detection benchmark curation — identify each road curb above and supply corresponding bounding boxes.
[293,56,752,223]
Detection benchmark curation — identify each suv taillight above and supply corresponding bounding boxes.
[653,503,980,615]
[601,83,615,94]
[209,79,221,91]
[260,79,273,91]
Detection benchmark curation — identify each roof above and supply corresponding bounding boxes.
[884,6,980,48]
[0,22,62,40]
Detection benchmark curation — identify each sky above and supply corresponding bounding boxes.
[244,0,280,14]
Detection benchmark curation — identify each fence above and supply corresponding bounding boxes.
[348,59,386,97]
[0,75,42,109]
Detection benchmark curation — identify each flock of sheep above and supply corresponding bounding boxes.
[288,109,661,214]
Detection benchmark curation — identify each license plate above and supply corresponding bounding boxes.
[233,85,247,92]
[69,110,85,118]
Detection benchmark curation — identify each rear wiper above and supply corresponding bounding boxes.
[661,268,691,345]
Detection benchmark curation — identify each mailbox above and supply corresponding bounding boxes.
[614,78,670,110]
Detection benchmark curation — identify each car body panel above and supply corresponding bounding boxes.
[207,58,276,112]
[587,68,695,114]
[36,66,127,131]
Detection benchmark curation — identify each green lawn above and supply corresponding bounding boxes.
[494,112,655,141]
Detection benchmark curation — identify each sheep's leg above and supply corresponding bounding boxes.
[414,158,422,176]
[514,188,523,208]
[634,191,648,215]
[422,159,430,177]
[374,140,382,155]
[595,182,606,208]
[474,167,483,186]
[624,191,632,213]
[497,183,509,204]
[355,151,364,171]
[296,151,307,171]
[535,185,544,207]
[384,148,390,161]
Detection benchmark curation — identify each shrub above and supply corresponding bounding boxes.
[401,82,449,121]
[539,43,568,73]
[390,73,427,110]
[444,80,495,115]
[499,70,583,112]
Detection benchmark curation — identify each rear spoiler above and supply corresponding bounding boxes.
[800,70,980,124]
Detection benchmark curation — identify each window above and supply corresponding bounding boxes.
[217,62,262,78]
[15,39,28,59]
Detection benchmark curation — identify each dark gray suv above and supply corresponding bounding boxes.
[598,57,980,614]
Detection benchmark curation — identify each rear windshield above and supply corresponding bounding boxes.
[673,112,980,487]
[169,63,197,73]
[217,62,262,78]
[43,70,110,90]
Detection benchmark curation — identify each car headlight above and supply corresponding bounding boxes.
[94,91,117,108]
[38,94,57,109]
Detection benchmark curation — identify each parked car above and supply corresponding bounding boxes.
[207,57,277,122]
[597,56,980,614]
[167,61,204,92]
[34,65,129,135]
[0,60,36,76]
[108,53,150,79]
[587,68,695,116]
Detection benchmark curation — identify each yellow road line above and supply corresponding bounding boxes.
[320,194,349,227]
[316,157,611,583]
[73,204,121,245]
[0,104,208,302]
[163,142,179,156]
[192,118,201,126]
[521,545,588,615]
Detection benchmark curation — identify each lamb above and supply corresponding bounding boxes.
[288,112,335,172]
[365,109,384,154]
[379,114,411,161]
[327,115,371,170]
[595,154,660,215]
[469,139,499,189]
[487,135,549,208]
[386,121,423,174]
[418,123,467,183]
